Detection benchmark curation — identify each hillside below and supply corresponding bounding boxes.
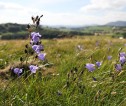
[0,22,126,40]
[0,23,93,39]
[106,21,126,27]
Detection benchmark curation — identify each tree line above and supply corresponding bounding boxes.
[0,23,93,40]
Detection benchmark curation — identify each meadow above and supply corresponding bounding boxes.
[0,36,126,106]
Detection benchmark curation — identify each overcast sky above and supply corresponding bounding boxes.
[0,0,126,26]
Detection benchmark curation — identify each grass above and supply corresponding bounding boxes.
[0,36,126,106]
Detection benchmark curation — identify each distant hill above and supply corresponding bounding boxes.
[0,23,93,40]
[106,21,126,27]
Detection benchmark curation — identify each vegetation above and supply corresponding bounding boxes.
[0,36,126,105]
[1,23,126,40]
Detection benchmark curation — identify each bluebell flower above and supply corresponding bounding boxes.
[120,56,126,64]
[119,52,126,57]
[115,64,122,71]
[32,45,43,54]
[108,56,112,60]
[13,68,23,75]
[38,53,46,61]
[85,63,95,72]
[31,32,41,38]
[96,61,102,68]
[31,32,41,43]
[29,65,38,73]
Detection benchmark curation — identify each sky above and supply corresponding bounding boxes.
[0,0,126,26]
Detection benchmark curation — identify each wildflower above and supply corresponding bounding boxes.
[32,45,43,54]
[107,56,112,60]
[115,64,122,71]
[13,68,23,75]
[120,56,126,64]
[38,53,46,61]
[85,63,95,72]
[96,61,102,68]
[31,32,41,38]
[29,65,38,73]
[119,52,126,57]
[31,32,41,43]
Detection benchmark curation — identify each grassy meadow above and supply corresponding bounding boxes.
[0,36,126,106]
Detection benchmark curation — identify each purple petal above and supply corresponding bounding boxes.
[30,32,42,43]
[86,63,95,72]
[115,64,122,71]
[120,56,126,64]
[119,52,126,57]
[108,56,112,60]
[96,61,102,67]
[29,65,38,73]
[13,68,23,75]
[38,53,46,61]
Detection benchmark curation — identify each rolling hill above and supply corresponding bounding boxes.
[106,21,126,26]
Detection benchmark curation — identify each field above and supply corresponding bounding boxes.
[0,36,126,106]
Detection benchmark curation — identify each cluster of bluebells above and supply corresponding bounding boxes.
[30,32,46,61]
[10,15,46,76]
[85,61,102,72]
[85,52,126,72]
[115,52,126,71]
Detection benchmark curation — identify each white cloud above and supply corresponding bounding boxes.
[0,1,24,10]
[33,0,71,4]
[0,0,126,26]
[81,0,126,12]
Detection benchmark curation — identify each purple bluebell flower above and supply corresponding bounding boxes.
[115,64,122,71]
[120,56,126,64]
[85,63,95,72]
[29,65,38,73]
[96,61,102,68]
[31,32,41,38]
[38,53,46,61]
[124,44,126,46]
[108,56,112,60]
[119,52,126,57]
[13,68,23,75]
[31,32,41,43]
[32,45,43,54]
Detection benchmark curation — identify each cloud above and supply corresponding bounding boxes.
[0,1,24,10]
[81,0,126,12]
[0,0,126,26]
[33,0,71,4]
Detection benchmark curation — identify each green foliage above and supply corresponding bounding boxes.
[1,23,122,40]
[0,36,126,106]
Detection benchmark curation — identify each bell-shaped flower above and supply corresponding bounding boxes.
[85,63,95,72]
[120,56,126,65]
[31,32,42,43]
[32,45,43,54]
[13,68,23,75]
[107,56,112,60]
[119,52,126,57]
[115,64,122,71]
[29,65,38,73]
[38,53,46,61]
[96,61,102,68]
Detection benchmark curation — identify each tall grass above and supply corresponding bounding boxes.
[0,36,126,106]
